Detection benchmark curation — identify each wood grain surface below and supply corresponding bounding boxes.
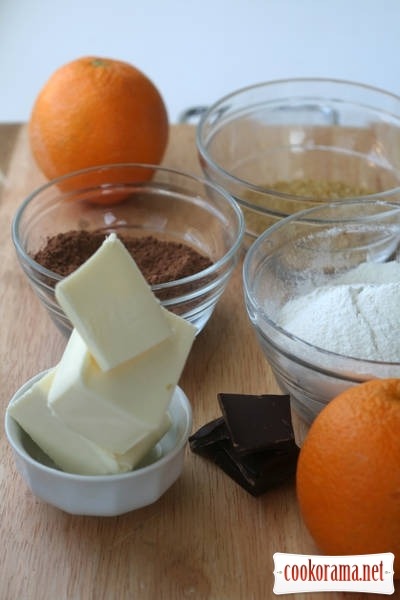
[0,124,391,600]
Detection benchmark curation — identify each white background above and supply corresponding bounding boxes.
[1,0,400,123]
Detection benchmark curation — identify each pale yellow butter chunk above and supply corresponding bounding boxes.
[55,233,172,371]
[7,370,171,475]
[117,411,172,470]
[48,310,196,454]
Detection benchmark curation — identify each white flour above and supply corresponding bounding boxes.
[277,261,400,361]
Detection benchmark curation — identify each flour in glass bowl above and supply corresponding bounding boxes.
[276,261,400,362]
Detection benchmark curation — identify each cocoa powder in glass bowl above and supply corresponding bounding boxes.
[12,163,244,336]
[33,230,212,285]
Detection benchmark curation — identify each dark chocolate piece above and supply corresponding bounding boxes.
[190,422,298,496]
[211,445,264,496]
[189,394,299,497]
[188,417,228,458]
[218,393,293,455]
[222,444,299,495]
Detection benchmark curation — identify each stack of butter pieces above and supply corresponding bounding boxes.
[9,234,196,475]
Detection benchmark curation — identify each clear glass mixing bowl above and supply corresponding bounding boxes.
[243,199,400,433]
[197,78,400,240]
[12,163,245,336]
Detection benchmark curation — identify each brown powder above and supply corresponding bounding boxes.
[33,230,213,285]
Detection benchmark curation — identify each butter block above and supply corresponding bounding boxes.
[48,310,196,454]
[55,233,172,371]
[7,370,172,475]
[117,412,172,470]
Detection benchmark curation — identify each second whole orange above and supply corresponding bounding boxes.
[296,378,400,577]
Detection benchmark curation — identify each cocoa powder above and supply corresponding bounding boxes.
[33,230,213,285]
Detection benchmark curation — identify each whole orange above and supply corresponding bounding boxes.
[296,379,400,576]
[29,56,169,202]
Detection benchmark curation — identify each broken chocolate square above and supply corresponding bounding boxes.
[187,417,228,458]
[223,444,298,496]
[218,393,293,455]
[189,393,299,496]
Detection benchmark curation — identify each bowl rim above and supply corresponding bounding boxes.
[5,369,193,481]
[11,162,245,289]
[196,76,400,204]
[243,198,400,368]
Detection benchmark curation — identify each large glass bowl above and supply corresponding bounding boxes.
[12,163,245,337]
[197,78,400,240]
[243,200,400,435]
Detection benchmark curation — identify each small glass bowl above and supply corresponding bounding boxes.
[243,200,400,435]
[5,370,192,516]
[12,163,245,336]
[197,78,400,240]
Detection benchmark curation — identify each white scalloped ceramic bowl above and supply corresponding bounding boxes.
[5,371,192,516]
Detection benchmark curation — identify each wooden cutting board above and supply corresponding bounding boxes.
[0,124,377,600]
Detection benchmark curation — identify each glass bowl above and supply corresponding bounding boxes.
[197,78,400,240]
[5,370,192,516]
[243,200,400,438]
[12,163,245,337]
